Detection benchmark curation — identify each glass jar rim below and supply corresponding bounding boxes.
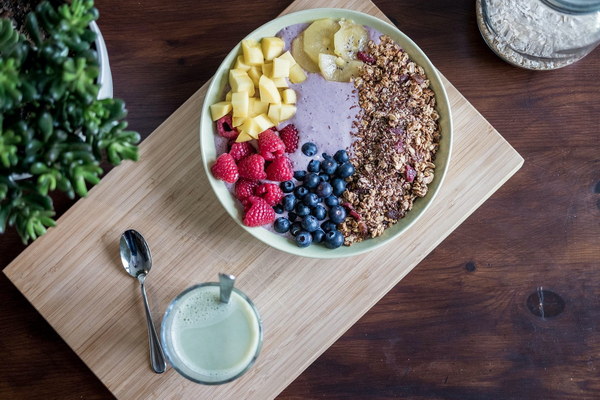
[541,0,600,14]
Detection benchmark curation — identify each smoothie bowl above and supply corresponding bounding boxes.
[200,9,452,258]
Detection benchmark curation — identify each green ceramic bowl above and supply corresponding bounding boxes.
[200,8,453,258]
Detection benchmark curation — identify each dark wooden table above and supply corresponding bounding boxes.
[2,1,599,399]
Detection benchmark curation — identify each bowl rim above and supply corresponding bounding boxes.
[199,8,453,259]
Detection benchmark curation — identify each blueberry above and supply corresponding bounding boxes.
[283,194,296,211]
[295,231,313,247]
[324,230,344,249]
[307,159,321,173]
[334,149,349,163]
[273,217,291,233]
[302,142,318,157]
[303,173,320,189]
[312,229,325,243]
[329,205,347,224]
[280,180,295,193]
[319,173,330,182]
[294,170,307,181]
[322,152,333,160]
[301,215,319,232]
[290,221,302,236]
[331,178,347,196]
[321,220,338,232]
[302,193,319,208]
[273,204,284,214]
[336,162,355,179]
[295,203,311,217]
[288,211,298,222]
[321,158,338,175]
[315,182,333,198]
[294,186,309,198]
[325,196,339,207]
[312,205,327,220]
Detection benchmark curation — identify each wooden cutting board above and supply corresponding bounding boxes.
[3,0,523,399]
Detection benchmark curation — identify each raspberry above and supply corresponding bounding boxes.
[255,183,284,206]
[216,114,239,139]
[357,51,375,64]
[243,196,275,227]
[210,153,238,183]
[237,154,267,180]
[279,124,299,153]
[229,141,255,161]
[235,178,260,200]
[257,129,285,161]
[265,155,293,182]
[404,165,417,183]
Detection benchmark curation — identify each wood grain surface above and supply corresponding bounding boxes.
[0,1,597,400]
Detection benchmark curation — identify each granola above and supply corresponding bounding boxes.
[340,35,441,245]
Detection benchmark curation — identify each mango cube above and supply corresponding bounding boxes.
[282,89,296,104]
[267,104,283,125]
[262,62,273,78]
[241,39,264,66]
[277,51,297,67]
[250,98,269,116]
[229,69,255,96]
[254,113,275,133]
[231,92,250,118]
[225,91,232,102]
[289,64,307,84]
[279,104,297,121]
[273,77,288,88]
[240,118,261,139]
[235,131,254,143]
[259,75,281,104]
[261,37,285,61]
[234,55,251,71]
[232,117,245,127]
[272,58,290,78]
[248,66,262,86]
[209,101,232,121]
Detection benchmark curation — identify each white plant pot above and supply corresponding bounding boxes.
[90,21,113,99]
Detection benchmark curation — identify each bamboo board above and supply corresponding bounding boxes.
[3,0,523,399]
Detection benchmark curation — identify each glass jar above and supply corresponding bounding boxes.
[476,0,600,70]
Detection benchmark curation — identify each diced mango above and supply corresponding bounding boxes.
[225,91,232,102]
[282,89,296,104]
[231,92,250,118]
[279,104,297,121]
[262,62,273,78]
[229,69,255,96]
[209,101,232,121]
[259,75,281,104]
[273,77,288,88]
[254,113,275,133]
[277,51,297,67]
[248,66,262,86]
[272,58,290,78]
[261,37,285,61]
[289,64,307,84]
[232,117,245,127]
[234,55,251,71]
[251,98,269,116]
[240,118,261,139]
[235,131,254,143]
[241,39,264,66]
[268,104,282,125]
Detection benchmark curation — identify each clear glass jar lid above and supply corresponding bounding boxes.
[542,0,600,14]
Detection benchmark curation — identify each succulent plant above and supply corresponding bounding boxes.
[0,0,140,243]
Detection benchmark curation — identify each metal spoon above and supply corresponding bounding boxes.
[218,273,236,303]
[120,229,166,374]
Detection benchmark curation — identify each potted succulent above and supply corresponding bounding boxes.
[0,0,139,243]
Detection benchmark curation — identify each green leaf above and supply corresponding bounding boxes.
[38,112,54,142]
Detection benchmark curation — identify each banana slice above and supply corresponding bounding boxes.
[303,18,340,64]
[334,20,368,61]
[291,34,320,73]
[318,54,363,82]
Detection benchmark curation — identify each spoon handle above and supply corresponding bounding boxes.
[140,280,167,373]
